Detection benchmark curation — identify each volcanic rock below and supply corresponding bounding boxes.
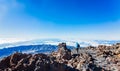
[0,42,120,71]
[56,43,71,60]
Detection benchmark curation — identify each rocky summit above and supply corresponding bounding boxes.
[0,43,120,71]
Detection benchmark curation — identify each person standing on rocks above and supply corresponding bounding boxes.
[76,42,80,54]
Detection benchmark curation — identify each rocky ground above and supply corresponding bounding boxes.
[0,43,120,71]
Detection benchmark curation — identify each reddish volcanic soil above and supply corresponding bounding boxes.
[0,43,120,71]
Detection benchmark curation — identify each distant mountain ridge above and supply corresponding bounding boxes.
[0,39,120,49]
[0,44,74,58]
[0,39,120,58]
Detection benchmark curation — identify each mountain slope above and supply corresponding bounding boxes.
[0,44,74,58]
[0,39,120,58]
[0,39,120,49]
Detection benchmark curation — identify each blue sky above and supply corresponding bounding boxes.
[0,0,120,40]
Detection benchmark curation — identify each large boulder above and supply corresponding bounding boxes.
[57,43,71,60]
[0,43,120,71]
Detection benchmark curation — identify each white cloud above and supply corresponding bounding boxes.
[0,38,28,44]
